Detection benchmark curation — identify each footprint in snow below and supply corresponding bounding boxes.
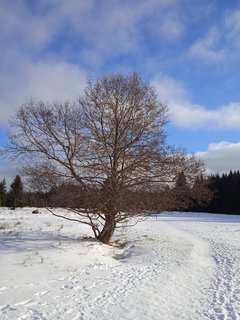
[0,304,17,312]
[61,283,74,289]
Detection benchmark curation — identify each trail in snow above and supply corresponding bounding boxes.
[167,213,240,320]
[0,209,240,320]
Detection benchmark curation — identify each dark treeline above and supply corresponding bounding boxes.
[0,173,211,213]
[192,170,240,214]
[2,171,240,215]
[0,175,49,208]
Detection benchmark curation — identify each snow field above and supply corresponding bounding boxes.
[0,208,240,319]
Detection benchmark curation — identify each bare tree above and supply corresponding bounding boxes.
[6,73,208,243]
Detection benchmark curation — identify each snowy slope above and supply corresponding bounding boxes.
[0,208,240,320]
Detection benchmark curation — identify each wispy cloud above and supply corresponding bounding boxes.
[188,28,226,63]
[188,8,240,64]
[56,0,184,63]
[0,0,186,124]
[0,0,183,63]
[225,9,240,48]
[0,1,55,51]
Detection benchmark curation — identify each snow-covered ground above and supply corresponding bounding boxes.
[0,208,240,320]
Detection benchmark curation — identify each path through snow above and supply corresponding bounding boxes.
[0,209,239,319]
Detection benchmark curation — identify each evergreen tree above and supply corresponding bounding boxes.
[173,171,191,210]
[6,175,24,208]
[175,171,188,190]
[0,179,7,206]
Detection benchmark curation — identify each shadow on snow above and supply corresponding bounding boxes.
[0,231,96,254]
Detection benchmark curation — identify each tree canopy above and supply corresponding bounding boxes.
[6,73,208,243]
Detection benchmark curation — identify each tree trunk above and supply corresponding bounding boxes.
[97,215,116,244]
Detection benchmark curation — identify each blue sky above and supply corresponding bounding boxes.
[1,0,240,182]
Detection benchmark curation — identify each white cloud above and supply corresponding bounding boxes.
[196,142,240,174]
[152,74,240,130]
[171,102,240,129]
[0,60,87,124]
[152,74,188,103]
[24,61,87,101]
